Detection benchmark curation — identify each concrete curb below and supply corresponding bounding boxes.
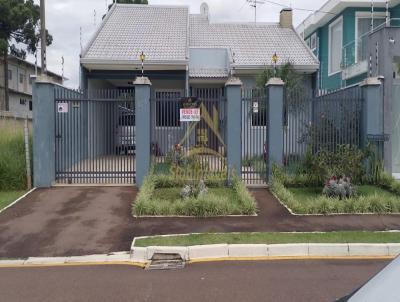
[1,244,399,268]
[0,188,36,214]
[130,243,400,262]
[0,252,146,268]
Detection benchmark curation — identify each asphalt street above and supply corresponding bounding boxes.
[0,259,389,302]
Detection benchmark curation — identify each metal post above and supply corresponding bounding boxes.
[40,0,47,75]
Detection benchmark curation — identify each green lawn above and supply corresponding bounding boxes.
[134,231,400,247]
[0,191,26,211]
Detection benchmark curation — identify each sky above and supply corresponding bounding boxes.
[29,0,325,88]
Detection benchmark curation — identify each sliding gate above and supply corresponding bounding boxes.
[54,88,136,184]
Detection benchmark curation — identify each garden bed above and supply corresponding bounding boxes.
[132,174,257,217]
[272,180,400,215]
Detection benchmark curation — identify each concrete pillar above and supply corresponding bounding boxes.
[32,78,56,187]
[360,77,387,167]
[266,77,285,179]
[134,77,152,187]
[225,77,242,181]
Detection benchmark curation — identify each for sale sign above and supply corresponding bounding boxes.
[180,108,201,122]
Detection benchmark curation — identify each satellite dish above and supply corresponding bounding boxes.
[200,2,209,17]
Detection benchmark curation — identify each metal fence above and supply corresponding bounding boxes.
[241,88,268,185]
[54,87,135,184]
[284,85,363,171]
[150,88,227,180]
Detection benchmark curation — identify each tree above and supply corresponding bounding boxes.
[0,0,52,111]
[256,62,304,96]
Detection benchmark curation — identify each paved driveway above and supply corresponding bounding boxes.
[0,187,136,258]
[1,187,400,258]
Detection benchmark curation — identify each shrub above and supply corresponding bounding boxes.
[322,176,356,199]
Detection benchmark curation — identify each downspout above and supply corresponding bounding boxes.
[186,65,189,97]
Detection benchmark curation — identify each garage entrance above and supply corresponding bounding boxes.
[54,88,135,184]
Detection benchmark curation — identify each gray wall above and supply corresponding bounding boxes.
[368,27,400,172]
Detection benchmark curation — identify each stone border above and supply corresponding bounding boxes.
[0,188,36,214]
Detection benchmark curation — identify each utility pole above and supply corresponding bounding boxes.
[40,0,47,76]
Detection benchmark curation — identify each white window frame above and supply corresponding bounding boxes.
[154,89,184,129]
[310,33,317,52]
[355,11,388,64]
[328,16,343,76]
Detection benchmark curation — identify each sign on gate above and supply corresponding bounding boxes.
[180,108,201,122]
[179,97,201,122]
[57,102,69,113]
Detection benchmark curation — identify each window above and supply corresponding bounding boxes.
[29,101,32,111]
[310,33,317,51]
[305,38,311,48]
[155,91,182,127]
[8,70,12,80]
[356,13,386,62]
[19,73,24,84]
[20,99,26,105]
[329,17,343,75]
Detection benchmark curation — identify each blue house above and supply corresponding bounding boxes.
[297,0,400,91]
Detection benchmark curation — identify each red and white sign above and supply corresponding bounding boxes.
[180,108,201,122]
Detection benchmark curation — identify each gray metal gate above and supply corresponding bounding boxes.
[151,88,227,179]
[241,88,269,185]
[284,86,363,171]
[54,88,135,184]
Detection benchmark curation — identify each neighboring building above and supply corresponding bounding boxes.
[298,0,400,175]
[0,55,64,119]
[297,0,400,91]
[80,3,319,95]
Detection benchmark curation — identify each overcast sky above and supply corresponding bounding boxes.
[30,0,324,88]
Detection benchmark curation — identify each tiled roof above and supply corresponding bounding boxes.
[81,4,318,69]
[189,68,229,78]
[190,15,319,67]
[82,4,189,62]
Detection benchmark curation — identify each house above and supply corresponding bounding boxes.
[297,0,400,91]
[78,3,320,161]
[0,55,64,119]
[297,0,400,175]
[80,3,319,94]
